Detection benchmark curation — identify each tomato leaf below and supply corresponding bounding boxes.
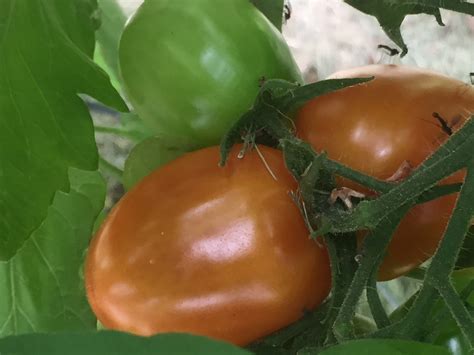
[0,169,105,335]
[309,339,450,355]
[250,0,284,31]
[279,77,374,113]
[49,0,100,56]
[95,0,127,90]
[0,0,127,259]
[0,331,252,355]
[280,139,316,180]
[344,0,474,56]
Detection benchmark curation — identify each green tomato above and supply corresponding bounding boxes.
[123,137,186,190]
[119,0,303,148]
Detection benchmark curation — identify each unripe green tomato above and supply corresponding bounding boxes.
[123,137,186,190]
[119,0,303,148]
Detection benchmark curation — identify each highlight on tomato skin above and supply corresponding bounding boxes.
[85,145,331,346]
[295,64,474,281]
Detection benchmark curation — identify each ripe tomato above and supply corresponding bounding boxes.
[85,145,331,345]
[119,0,303,149]
[296,64,474,281]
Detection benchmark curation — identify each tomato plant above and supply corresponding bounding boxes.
[296,64,474,280]
[86,145,331,346]
[389,268,474,354]
[3,0,474,353]
[119,0,303,149]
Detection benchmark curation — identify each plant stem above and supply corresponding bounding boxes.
[426,160,474,279]
[94,125,141,141]
[424,280,474,342]
[427,159,474,347]
[324,159,392,193]
[333,204,410,341]
[374,285,439,339]
[375,158,474,343]
[99,156,123,179]
[404,268,426,281]
[437,282,474,345]
[366,273,391,329]
[320,122,474,235]
[322,233,358,345]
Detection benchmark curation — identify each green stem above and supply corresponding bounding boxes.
[404,267,426,281]
[424,280,474,342]
[426,160,474,279]
[324,159,393,193]
[333,204,410,341]
[319,121,474,234]
[437,281,474,345]
[322,233,358,345]
[375,159,474,342]
[94,125,141,141]
[373,285,439,339]
[249,302,330,349]
[99,156,123,179]
[427,159,474,347]
[366,273,391,329]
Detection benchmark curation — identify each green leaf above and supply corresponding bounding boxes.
[50,0,100,56]
[280,77,374,112]
[0,0,127,259]
[251,0,284,31]
[95,0,127,90]
[344,0,474,56]
[123,137,187,190]
[280,139,317,180]
[0,169,105,335]
[314,339,450,355]
[0,331,252,355]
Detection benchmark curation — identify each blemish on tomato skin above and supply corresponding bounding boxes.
[432,112,454,136]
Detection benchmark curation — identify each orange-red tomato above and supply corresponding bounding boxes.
[85,145,331,345]
[296,64,474,281]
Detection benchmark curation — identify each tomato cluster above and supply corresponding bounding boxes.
[86,0,474,348]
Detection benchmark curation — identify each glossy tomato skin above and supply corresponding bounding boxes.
[296,64,474,281]
[86,145,331,345]
[119,0,303,149]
